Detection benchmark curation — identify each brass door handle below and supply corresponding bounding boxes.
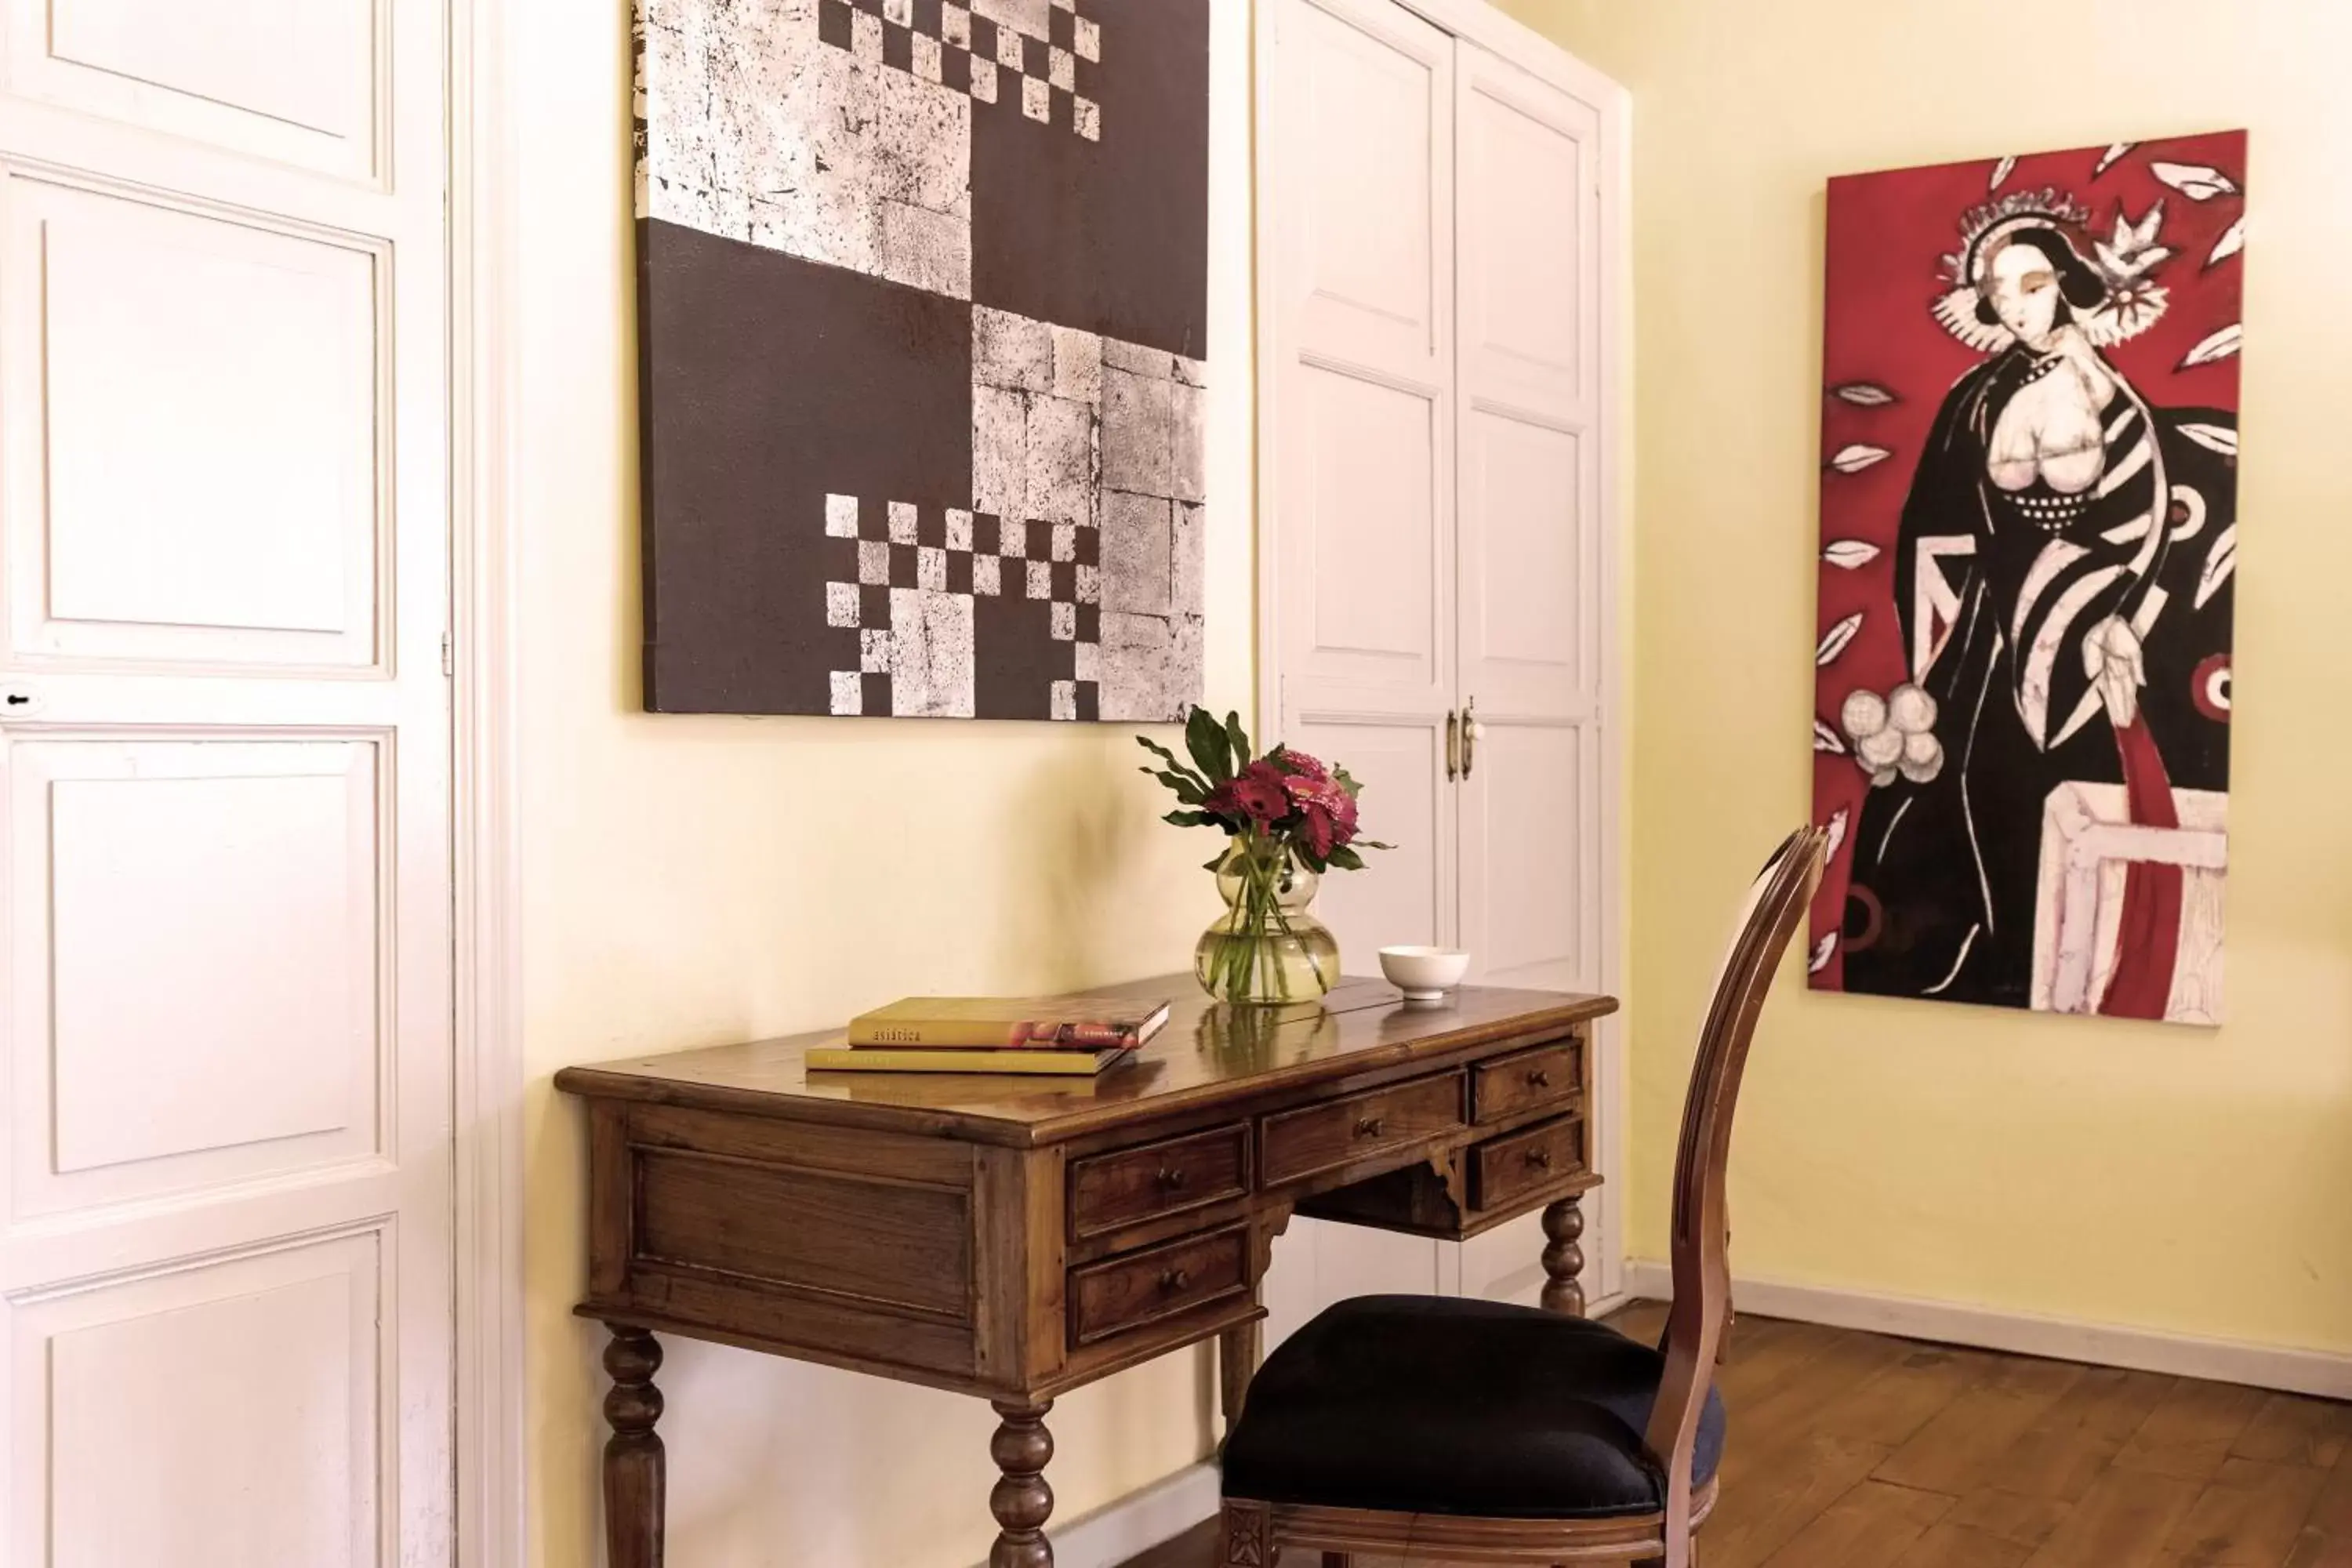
[1461,698,1481,779]
[1445,710,1461,781]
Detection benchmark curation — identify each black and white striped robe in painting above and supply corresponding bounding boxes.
[1842,341,2236,1011]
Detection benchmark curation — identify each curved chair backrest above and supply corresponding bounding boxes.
[1641,827,1828,1539]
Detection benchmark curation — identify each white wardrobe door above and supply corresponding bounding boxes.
[1260,0,1457,1334]
[0,0,456,1559]
[1264,0,1457,971]
[1452,40,1612,1305]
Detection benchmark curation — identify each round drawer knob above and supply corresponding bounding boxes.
[1527,1069,1552,1089]
[1526,1148,1554,1171]
[1159,1267,1192,1293]
[1354,1115,1385,1139]
[1155,1167,1189,1190]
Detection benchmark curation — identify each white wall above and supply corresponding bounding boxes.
[511,0,1259,1561]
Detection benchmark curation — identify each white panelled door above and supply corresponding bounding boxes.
[1261,0,1458,1333]
[0,0,454,1563]
[1452,38,1612,1305]
[1261,0,1623,1327]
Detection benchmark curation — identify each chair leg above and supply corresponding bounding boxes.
[1217,1499,1269,1566]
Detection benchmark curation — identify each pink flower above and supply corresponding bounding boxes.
[1286,775,1359,853]
[1276,750,1330,784]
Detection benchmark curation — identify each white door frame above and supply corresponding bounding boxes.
[1252,0,1631,1309]
[450,0,527,1561]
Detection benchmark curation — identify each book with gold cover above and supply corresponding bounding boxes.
[845,995,1171,1050]
[807,1045,1137,1076]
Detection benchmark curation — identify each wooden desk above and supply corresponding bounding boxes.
[557,976,1616,1567]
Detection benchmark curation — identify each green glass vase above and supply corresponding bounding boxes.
[1193,836,1341,1005]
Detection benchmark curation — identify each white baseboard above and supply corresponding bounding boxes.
[973,1460,1221,1568]
[1622,1261,2352,1399]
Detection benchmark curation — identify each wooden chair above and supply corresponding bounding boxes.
[1215,826,1828,1568]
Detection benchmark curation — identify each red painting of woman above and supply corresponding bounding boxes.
[1810,136,2244,1024]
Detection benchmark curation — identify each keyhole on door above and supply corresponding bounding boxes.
[3,694,27,706]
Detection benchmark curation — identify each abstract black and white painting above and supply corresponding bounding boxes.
[635,0,1210,719]
[1809,134,2244,1025]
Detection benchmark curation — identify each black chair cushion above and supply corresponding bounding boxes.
[1220,1295,1726,1520]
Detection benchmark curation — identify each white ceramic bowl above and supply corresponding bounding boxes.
[1379,946,1471,1001]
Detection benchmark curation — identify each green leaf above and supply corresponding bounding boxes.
[1203,852,1232,872]
[1295,846,1329,874]
[1326,846,1364,871]
[1185,706,1234,783]
[1136,735,1198,777]
[1163,810,1214,827]
[1224,711,1253,768]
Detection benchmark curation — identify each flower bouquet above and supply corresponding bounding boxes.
[1139,710,1389,1005]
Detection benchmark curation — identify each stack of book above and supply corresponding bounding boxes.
[808,994,1172,1076]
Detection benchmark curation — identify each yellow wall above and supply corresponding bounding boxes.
[512,1,1258,1562]
[517,0,2352,1556]
[1496,0,2352,1351]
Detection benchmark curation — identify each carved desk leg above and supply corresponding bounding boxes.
[989,1399,1055,1568]
[1218,1319,1262,1432]
[602,1324,666,1568]
[1540,1196,1587,1317]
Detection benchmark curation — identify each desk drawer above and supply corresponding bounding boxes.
[1260,1072,1465,1187]
[1468,1114,1585,1212]
[1069,1225,1252,1347]
[1069,1123,1251,1241]
[1472,1038,1582,1123]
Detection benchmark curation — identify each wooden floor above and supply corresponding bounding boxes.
[1120,1301,2352,1568]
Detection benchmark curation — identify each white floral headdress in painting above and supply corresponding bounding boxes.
[1930,187,2172,352]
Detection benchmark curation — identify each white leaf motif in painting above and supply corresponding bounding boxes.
[1813,717,1847,755]
[1832,383,1897,407]
[1824,808,1849,866]
[2179,323,2242,368]
[1828,444,1893,474]
[1823,539,1882,570]
[2207,216,2245,268]
[2179,422,2238,458]
[2195,524,2237,611]
[1816,612,1864,666]
[1809,931,1837,975]
[1988,156,2016,191]
[2096,202,2170,282]
[2095,142,2136,177]
[2149,160,2240,201]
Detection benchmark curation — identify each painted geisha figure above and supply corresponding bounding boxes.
[1839,191,2236,1015]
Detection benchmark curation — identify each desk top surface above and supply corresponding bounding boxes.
[554,975,1616,1146]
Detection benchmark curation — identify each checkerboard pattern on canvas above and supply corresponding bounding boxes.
[817,0,1103,140]
[636,0,1207,719]
[825,494,1102,718]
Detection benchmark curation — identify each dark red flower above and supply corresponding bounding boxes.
[1300,803,1337,858]
[1208,760,1292,825]
[1232,760,1292,822]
